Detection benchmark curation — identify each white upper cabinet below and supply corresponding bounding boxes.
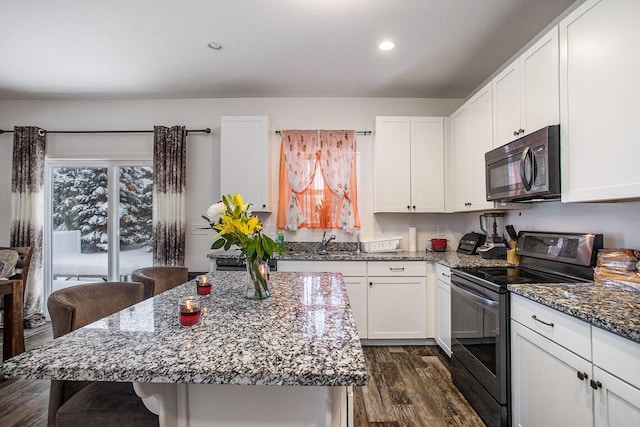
[374,116,445,213]
[493,26,559,147]
[220,116,271,211]
[450,83,495,212]
[559,0,640,203]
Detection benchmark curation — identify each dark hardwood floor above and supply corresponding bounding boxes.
[1,324,484,426]
[354,346,485,426]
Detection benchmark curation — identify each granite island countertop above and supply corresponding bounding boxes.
[2,271,368,387]
[509,282,640,343]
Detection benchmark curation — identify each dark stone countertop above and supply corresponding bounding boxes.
[509,282,640,343]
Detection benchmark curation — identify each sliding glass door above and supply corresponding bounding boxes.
[45,160,153,299]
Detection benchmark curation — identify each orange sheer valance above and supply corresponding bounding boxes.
[277,130,360,232]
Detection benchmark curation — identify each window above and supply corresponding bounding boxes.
[276,130,360,232]
[45,160,153,300]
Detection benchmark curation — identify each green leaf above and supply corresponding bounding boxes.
[210,238,225,250]
[224,240,232,251]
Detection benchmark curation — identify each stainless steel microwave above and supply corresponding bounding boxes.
[485,125,560,202]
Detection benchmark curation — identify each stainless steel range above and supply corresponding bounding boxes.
[450,231,603,427]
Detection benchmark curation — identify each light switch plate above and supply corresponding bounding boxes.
[191,223,211,235]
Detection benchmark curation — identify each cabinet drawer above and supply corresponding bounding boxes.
[435,263,451,284]
[367,261,426,277]
[592,327,640,389]
[277,261,366,276]
[511,294,591,360]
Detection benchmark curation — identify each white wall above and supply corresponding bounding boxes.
[2,97,638,273]
[0,97,463,271]
[456,201,640,250]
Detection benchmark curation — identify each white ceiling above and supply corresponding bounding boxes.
[0,0,577,100]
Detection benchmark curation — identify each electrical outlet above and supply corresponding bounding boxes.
[437,224,445,235]
[191,223,210,235]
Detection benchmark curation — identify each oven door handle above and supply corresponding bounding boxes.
[451,282,499,308]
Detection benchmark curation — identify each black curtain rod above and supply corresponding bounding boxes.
[0,128,211,136]
[275,130,371,135]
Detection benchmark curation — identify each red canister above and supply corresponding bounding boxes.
[431,238,447,252]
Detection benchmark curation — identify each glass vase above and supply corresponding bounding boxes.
[245,258,270,300]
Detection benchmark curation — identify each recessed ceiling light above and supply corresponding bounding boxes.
[208,41,223,50]
[378,41,395,51]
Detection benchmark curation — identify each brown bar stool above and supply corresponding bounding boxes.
[47,282,158,427]
[131,266,189,299]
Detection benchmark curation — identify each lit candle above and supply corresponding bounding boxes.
[196,275,212,296]
[179,296,201,327]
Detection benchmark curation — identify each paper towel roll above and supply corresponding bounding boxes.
[409,227,417,252]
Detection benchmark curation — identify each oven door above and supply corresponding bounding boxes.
[450,273,508,405]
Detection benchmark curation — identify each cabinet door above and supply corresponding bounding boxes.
[560,0,640,202]
[343,276,368,339]
[468,83,495,210]
[367,276,427,339]
[593,366,640,427]
[374,117,412,212]
[511,320,593,427]
[435,280,451,356]
[521,26,559,137]
[411,117,445,212]
[450,105,471,211]
[493,61,521,147]
[220,116,270,211]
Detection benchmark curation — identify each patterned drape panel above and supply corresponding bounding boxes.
[280,130,320,230]
[11,126,46,328]
[319,130,358,233]
[152,126,186,266]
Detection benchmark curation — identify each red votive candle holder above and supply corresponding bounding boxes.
[179,296,201,327]
[196,275,212,296]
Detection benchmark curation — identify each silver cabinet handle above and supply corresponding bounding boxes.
[389,267,405,272]
[577,371,588,381]
[531,315,554,327]
[441,273,450,278]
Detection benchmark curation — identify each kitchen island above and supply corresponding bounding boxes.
[1,271,367,427]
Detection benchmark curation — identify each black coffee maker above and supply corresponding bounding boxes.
[477,213,507,259]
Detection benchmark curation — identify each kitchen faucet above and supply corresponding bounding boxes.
[318,231,336,255]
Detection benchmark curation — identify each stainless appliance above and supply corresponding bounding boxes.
[450,231,603,427]
[457,232,486,255]
[215,257,278,271]
[477,213,507,259]
[485,125,560,202]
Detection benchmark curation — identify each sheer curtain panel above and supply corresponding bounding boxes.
[152,126,186,266]
[11,126,46,327]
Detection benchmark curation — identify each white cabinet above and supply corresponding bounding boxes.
[367,261,427,339]
[511,320,593,427]
[434,263,451,357]
[511,294,640,427]
[220,116,271,211]
[493,26,559,147]
[559,0,640,202]
[449,83,495,212]
[374,116,445,213]
[277,261,368,339]
[592,327,640,427]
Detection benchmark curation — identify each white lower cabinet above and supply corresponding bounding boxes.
[367,262,427,340]
[511,294,640,427]
[277,261,368,338]
[511,320,593,427]
[435,263,451,356]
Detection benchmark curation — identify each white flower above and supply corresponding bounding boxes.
[206,202,226,224]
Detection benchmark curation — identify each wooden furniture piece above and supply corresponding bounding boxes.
[0,246,34,305]
[131,266,189,299]
[0,279,25,361]
[46,281,158,427]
